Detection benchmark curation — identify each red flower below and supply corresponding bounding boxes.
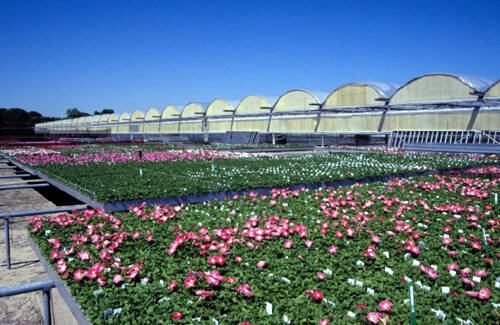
[172,311,182,320]
[356,303,367,309]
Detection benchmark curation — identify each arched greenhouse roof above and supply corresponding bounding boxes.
[107,113,118,123]
[118,112,130,123]
[130,110,145,121]
[206,99,239,116]
[390,73,494,104]
[144,108,160,121]
[324,82,399,107]
[181,102,209,118]
[273,89,329,112]
[234,95,278,115]
[99,114,110,124]
[161,105,181,119]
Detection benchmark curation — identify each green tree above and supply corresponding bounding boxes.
[66,108,90,118]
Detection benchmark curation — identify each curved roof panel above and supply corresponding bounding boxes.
[181,102,208,117]
[485,79,500,99]
[130,110,144,121]
[235,95,276,114]
[206,99,236,116]
[161,105,181,119]
[107,113,118,123]
[99,114,110,124]
[390,73,492,104]
[144,108,160,121]
[274,89,328,111]
[118,112,130,122]
[324,82,398,107]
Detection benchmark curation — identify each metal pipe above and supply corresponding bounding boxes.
[0,166,16,169]
[0,280,55,325]
[0,205,89,220]
[43,288,52,325]
[4,217,10,269]
[0,280,55,297]
[0,174,31,179]
[0,183,50,191]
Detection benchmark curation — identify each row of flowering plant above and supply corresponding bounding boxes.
[36,151,497,202]
[28,166,499,324]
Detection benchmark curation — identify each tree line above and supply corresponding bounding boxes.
[0,107,115,128]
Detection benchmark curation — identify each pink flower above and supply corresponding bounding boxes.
[478,287,490,300]
[471,241,481,250]
[305,240,313,248]
[172,311,182,320]
[205,270,222,286]
[410,245,420,255]
[126,264,141,279]
[366,312,382,324]
[461,268,472,277]
[235,283,253,296]
[371,235,381,244]
[475,270,487,277]
[168,280,177,290]
[447,263,459,271]
[73,269,87,281]
[132,231,140,239]
[184,275,196,288]
[428,269,438,279]
[112,274,123,284]
[379,300,392,312]
[462,278,475,287]
[442,237,453,246]
[306,289,323,301]
[465,290,479,297]
[317,272,326,280]
[195,290,214,297]
[443,225,451,233]
[208,256,217,265]
[78,251,90,261]
[256,260,267,268]
[234,256,243,263]
[216,255,226,266]
[335,231,343,238]
[319,319,330,325]
[324,245,336,256]
[284,240,293,249]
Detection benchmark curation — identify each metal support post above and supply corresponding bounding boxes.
[4,217,10,269]
[43,288,52,325]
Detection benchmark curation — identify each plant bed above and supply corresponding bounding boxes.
[28,167,499,324]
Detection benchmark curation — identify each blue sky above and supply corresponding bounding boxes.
[1,0,499,117]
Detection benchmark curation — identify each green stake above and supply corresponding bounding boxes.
[409,284,416,325]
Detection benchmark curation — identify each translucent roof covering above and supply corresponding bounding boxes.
[99,114,110,123]
[390,73,493,104]
[107,113,118,123]
[144,108,160,120]
[453,74,493,92]
[206,99,238,116]
[130,110,145,121]
[485,80,500,98]
[235,95,277,114]
[324,82,399,108]
[181,102,209,117]
[274,89,329,111]
[118,112,130,122]
[161,105,181,119]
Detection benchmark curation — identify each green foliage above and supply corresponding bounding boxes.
[28,171,499,324]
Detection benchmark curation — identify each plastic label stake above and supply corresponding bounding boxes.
[482,228,490,258]
[409,284,416,325]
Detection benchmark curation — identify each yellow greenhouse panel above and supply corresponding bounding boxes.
[274,90,325,112]
[485,80,500,99]
[476,110,500,130]
[232,117,269,132]
[161,121,180,133]
[117,112,130,134]
[179,120,202,133]
[391,74,478,104]
[269,116,316,132]
[144,108,160,133]
[325,84,382,107]
[236,95,276,114]
[207,120,232,132]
